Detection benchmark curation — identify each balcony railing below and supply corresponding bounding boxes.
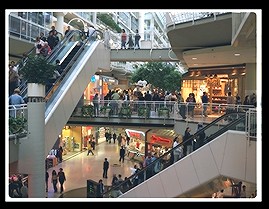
[165,12,230,28]
[8,100,256,139]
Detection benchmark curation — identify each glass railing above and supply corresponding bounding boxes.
[19,29,99,102]
[109,31,170,50]
[8,104,28,138]
[8,100,256,139]
[18,29,81,99]
[72,99,255,121]
[101,111,249,198]
[9,13,64,44]
[165,12,231,27]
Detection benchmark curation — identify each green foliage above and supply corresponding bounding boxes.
[81,104,94,117]
[100,105,112,116]
[138,106,150,118]
[19,55,57,85]
[97,13,122,33]
[131,62,182,92]
[9,116,27,135]
[158,107,170,118]
[119,106,132,118]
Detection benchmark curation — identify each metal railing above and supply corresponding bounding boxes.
[74,99,255,120]
[8,100,256,137]
[165,12,230,28]
[101,111,253,198]
[9,13,64,45]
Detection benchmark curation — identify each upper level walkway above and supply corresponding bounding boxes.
[9,100,256,139]
[110,48,179,62]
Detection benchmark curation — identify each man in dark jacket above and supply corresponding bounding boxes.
[119,146,126,163]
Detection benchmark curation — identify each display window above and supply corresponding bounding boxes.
[147,134,173,157]
[125,129,145,162]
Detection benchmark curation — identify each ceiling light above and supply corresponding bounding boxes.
[192,57,197,60]
[234,53,240,56]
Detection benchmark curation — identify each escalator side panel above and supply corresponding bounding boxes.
[121,131,256,198]
[44,41,110,156]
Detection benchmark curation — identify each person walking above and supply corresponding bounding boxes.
[45,171,49,192]
[112,132,117,144]
[119,146,126,163]
[134,29,141,49]
[201,91,209,117]
[87,140,94,155]
[58,168,66,193]
[120,29,127,49]
[93,93,99,117]
[51,169,58,193]
[127,34,134,49]
[103,158,109,178]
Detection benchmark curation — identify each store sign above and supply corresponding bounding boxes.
[151,135,171,144]
[125,129,145,138]
[91,75,96,82]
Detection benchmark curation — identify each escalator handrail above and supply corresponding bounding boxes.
[101,111,247,197]
[44,29,103,108]
[20,30,85,99]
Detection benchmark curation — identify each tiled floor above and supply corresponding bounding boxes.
[45,114,225,198]
[46,140,137,198]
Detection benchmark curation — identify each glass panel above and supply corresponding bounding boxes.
[101,112,248,198]
[9,16,20,37]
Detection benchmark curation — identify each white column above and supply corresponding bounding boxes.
[18,84,46,198]
[138,12,145,40]
[54,12,65,35]
[92,12,97,26]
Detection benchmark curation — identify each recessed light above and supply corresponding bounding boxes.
[234,53,240,56]
[192,57,197,60]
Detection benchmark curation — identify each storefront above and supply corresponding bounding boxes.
[181,65,246,113]
[83,75,118,103]
[125,129,146,162]
[125,128,178,163]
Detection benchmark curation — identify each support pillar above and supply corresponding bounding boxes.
[54,12,66,35]
[18,83,46,198]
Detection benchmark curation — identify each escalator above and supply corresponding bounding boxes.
[102,112,257,198]
[19,30,84,99]
[59,44,81,70]
[19,30,110,158]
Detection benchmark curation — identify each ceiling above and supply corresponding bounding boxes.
[166,12,257,70]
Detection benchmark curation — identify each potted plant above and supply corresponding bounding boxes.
[9,116,27,135]
[100,105,112,117]
[138,106,150,118]
[19,55,57,97]
[119,105,132,118]
[158,107,170,118]
[19,55,57,85]
[81,104,94,117]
